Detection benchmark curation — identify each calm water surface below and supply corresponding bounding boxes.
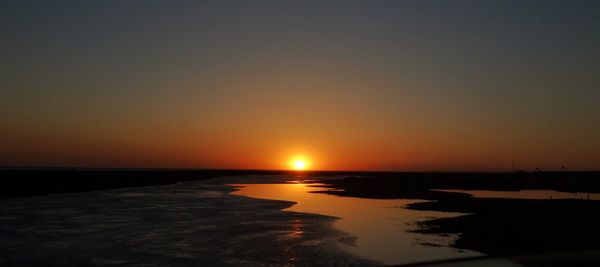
[231,181,481,265]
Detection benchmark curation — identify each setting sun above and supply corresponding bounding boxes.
[294,160,306,170]
[289,156,310,171]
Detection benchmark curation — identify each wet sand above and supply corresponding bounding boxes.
[0,180,378,266]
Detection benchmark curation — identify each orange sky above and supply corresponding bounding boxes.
[1,1,599,171]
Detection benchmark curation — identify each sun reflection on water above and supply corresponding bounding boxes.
[290,219,304,239]
[230,181,482,265]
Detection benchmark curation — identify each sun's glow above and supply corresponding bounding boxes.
[289,156,310,171]
[294,160,306,170]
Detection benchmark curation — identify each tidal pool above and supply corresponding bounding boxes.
[230,181,482,265]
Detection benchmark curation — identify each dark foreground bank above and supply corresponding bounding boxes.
[316,171,600,266]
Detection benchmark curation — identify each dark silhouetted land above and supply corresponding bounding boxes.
[315,171,600,266]
[0,168,289,199]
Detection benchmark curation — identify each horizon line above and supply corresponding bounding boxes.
[1,166,598,173]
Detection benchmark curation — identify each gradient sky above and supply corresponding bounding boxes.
[2,0,599,171]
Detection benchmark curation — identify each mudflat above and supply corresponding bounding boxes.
[315,172,600,266]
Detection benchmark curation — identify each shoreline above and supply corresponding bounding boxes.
[315,173,600,266]
[4,170,600,265]
[0,179,380,266]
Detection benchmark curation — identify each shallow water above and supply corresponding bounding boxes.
[231,181,482,265]
[0,181,379,266]
[434,189,600,200]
